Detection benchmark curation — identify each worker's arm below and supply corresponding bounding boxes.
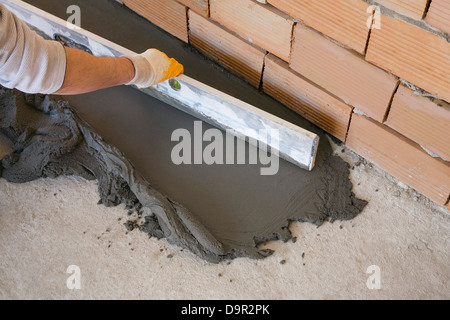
[55,46,184,95]
[54,47,135,95]
[0,3,183,95]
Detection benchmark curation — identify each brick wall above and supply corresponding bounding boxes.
[121,0,450,208]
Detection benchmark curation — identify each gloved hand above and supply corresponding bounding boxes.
[124,49,184,88]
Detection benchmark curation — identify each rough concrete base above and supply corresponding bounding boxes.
[0,134,448,299]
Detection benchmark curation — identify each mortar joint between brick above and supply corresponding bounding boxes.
[400,79,441,100]
[185,7,191,43]
[363,6,376,55]
[423,0,433,20]
[205,0,211,18]
[258,51,269,91]
[383,80,401,123]
[344,109,355,143]
[288,20,297,63]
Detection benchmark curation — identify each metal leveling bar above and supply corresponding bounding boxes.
[1,0,319,170]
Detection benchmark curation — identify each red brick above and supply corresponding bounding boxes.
[375,0,428,20]
[268,0,371,54]
[210,0,294,61]
[366,15,450,102]
[347,114,450,205]
[290,24,398,123]
[188,10,265,87]
[426,0,450,34]
[178,0,209,17]
[262,54,352,141]
[122,0,188,42]
[386,85,450,161]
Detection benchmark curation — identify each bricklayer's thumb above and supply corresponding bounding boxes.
[124,49,184,88]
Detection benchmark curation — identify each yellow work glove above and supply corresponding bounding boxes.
[124,49,184,88]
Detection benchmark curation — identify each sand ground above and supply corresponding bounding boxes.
[0,133,448,300]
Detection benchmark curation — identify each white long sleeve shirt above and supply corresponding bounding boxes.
[0,3,66,94]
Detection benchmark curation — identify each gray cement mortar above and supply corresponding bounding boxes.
[0,0,368,262]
